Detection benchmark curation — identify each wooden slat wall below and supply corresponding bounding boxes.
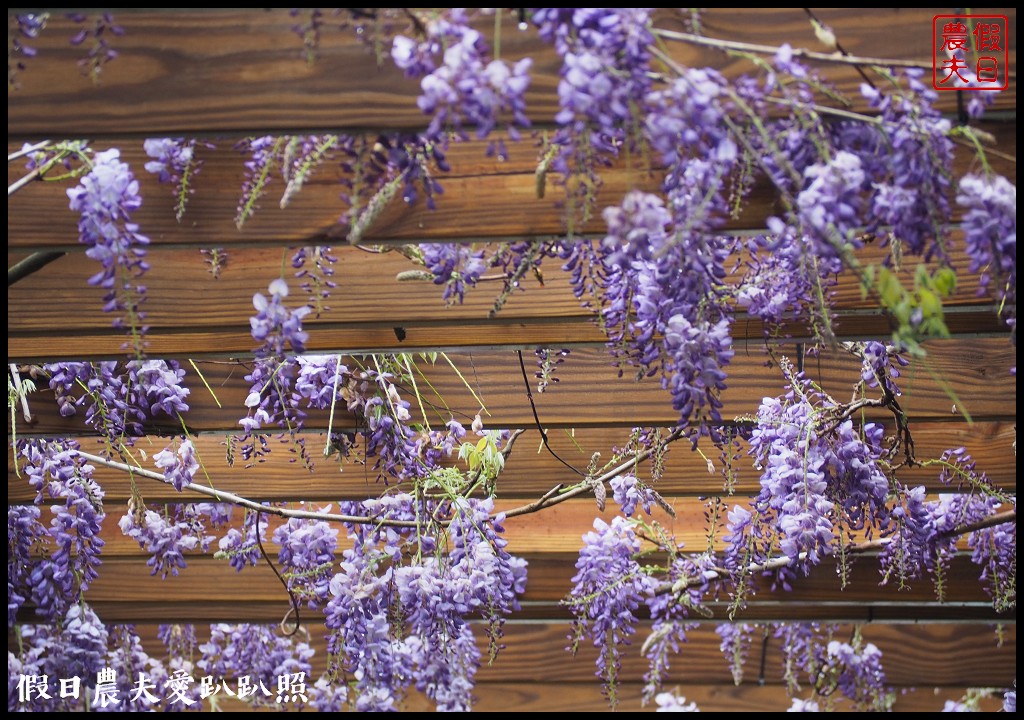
[7,7,1016,712]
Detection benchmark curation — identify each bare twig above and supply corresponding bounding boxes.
[654,27,938,70]
[76,450,422,528]
[8,167,43,197]
[8,140,50,163]
[663,509,1017,595]
[503,427,686,519]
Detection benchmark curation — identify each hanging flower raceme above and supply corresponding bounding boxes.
[322,494,526,711]
[956,172,1016,347]
[143,137,211,221]
[392,8,532,147]
[238,279,312,467]
[66,148,150,356]
[18,439,105,622]
[273,510,339,609]
[566,516,657,708]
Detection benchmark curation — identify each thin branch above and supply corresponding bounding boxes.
[8,140,50,163]
[802,7,875,89]
[76,450,422,527]
[654,27,938,70]
[664,510,1017,595]
[8,167,43,197]
[502,427,686,519]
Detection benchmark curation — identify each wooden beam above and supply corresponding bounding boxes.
[9,421,1015,504]
[10,340,1017,438]
[7,10,1015,140]
[6,120,1016,253]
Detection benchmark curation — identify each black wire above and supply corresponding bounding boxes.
[254,510,301,637]
[515,349,585,477]
[8,251,65,286]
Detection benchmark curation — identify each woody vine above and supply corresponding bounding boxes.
[7,8,1017,713]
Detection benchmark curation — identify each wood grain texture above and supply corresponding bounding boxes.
[55,622,1013,689]
[7,9,1015,139]
[6,9,1016,709]
[11,238,1010,331]
[6,120,1015,253]
[10,339,1016,439]
[9,421,1015,504]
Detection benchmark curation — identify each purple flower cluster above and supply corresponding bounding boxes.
[358,371,425,481]
[293,354,349,409]
[291,245,338,316]
[729,368,893,591]
[129,359,191,418]
[825,638,893,711]
[737,231,818,334]
[596,191,735,435]
[716,623,754,685]
[968,506,1016,612]
[7,505,45,626]
[392,9,531,143]
[535,9,654,145]
[654,692,700,712]
[18,440,105,621]
[9,13,48,87]
[118,504,198,578]
[153,438,199,492]
[792,151,867,272]
[567,516,656,706]
[862,72,953,261]
[956,173,1016,314]
[43,360,189,443]
[197,623,315,708]
[68,12,123,82]
[609,473,657,517]
[421,243,488,305]
[235,136,283,229]
[249,279,311,357]
[859,341,908,396]
[324,493,526,711]
[447,498,528,656]
[788,697,821,712]
[66,148,150,355]
[143,138,209,221]
[273,512,339,608]
[217,510,269,572]
[280,135,337,207]
[642,552,716,702]
[238,279,312,466]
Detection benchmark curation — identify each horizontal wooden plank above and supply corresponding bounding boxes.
[7,9,1015,140]
[7,222,1014,356]
[11,499,1010,618]
[70,552,1012,613]
[6,119,1015,253]
[10,340,1017,439]
[39,620,1013,689]
[4,674,1003,713]
[9,421,1015,504]
[4,306,1010,362]
[47,494,1008,560]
